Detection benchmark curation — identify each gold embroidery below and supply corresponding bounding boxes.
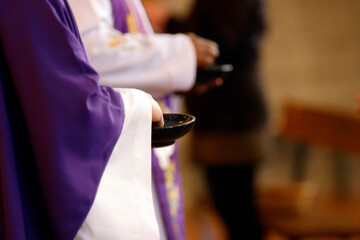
[165,161,180,215]
[164,160,181,236]
[109,39,123,47]
[126,14,138,33]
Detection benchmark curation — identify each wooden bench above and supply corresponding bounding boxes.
[260,102,360,240]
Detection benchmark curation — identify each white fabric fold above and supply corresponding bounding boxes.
[68,0,196,99]
[75,88,159,240]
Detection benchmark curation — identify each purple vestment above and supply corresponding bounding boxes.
[0,0,125,239]
[110,1,186,239]
[110,0,146,33]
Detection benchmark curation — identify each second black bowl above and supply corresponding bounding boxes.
[196,64,233,83]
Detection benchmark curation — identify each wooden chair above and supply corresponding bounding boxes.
[281,103,360,186]
[279,102,360,156]
[260,102,360,240]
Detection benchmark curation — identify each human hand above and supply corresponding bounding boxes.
[148,94,164,127]
[357,95,360,114]
[193,77,223,95]
[187,33,219,69]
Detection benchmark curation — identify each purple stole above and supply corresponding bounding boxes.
[109,0,186,239]
[110,0,146,33]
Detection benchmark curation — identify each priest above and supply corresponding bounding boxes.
[67,0,220,239]
[0,0,164,239]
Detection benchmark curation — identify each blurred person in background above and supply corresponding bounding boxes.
[167,0,268,239]
[68,0,219,239]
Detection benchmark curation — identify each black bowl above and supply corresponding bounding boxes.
[196,64,233,83]
[152,113,196,148]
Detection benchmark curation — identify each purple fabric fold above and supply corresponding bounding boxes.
[109,1,186,239]
[152,143,186,240]
[0,0,125,239]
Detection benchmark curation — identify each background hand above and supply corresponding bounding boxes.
[187,33,220,69]
[193,77,223,95]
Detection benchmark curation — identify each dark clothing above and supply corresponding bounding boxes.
[168,0,267,132]
[206,164,263,240]
[167,1,267,239]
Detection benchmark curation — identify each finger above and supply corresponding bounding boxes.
[186,32,198,39]
[153,115,164,127]
[197,55,216,68]
[206,77,223,90]
[193,84,209,95]
[213,77,224,87]
[152,100,164,127]
[203,41,219,57]
[193,78,223,95]
[147,94,164,127]
[189,33,219,57]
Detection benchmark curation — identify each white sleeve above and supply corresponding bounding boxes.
[68,0,197,98]
[75,88,161,240]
